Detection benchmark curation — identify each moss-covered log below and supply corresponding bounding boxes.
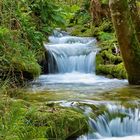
[109,0,140,84]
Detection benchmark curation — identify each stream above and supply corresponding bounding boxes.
[31,30,140,140]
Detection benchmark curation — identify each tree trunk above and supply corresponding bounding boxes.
[129,0,140,42]
[90,0,102,25]
[90,0,110,25]
[109,0,140,84]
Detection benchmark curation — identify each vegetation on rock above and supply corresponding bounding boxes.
[0,95,88,140]
[0,0,65,85]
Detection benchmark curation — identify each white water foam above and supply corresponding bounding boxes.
[45,36,97,73]
[77,104,140,140]
[77,135,140,140]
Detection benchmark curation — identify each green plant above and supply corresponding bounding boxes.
[0,99,88,140]
[0,0,66,84]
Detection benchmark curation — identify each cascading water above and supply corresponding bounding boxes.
[45,35,97,74]
[58,101,140,140]
[94,106,140,137]
[34,30,126,87]
[32,30,140,140]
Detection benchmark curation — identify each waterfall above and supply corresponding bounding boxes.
[45,32,97,74]
[77,104,140,140]
[34,30,126,93]
[90,107,140,137]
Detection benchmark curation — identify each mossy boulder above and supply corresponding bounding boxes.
[0,97,88,140]
[26,105,89,139]
[96,47,127,79]
[96,63,127,79]
[90,19,127,79]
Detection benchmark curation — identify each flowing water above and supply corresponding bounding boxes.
[31,30,140,140]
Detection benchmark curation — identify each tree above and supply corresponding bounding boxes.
[90,0,110,25]
[109,0,140,85]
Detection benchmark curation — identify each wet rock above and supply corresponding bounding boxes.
[96,47,127,79]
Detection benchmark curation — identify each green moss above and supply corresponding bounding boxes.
[0,97,88,140]
[11,55,41,78]
[96,49,127,79]
[26,105,88,139]
[96,63,127,79]
[99,86,140,102]
[102,50,122,64]
[70,25,93,37]
[0,27,41,83]
[92,20,127,79]
[95,30,127,79]
[96,53,104,67]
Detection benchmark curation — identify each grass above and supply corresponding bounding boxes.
[0,87,89,140]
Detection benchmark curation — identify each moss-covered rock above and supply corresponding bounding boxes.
[96,63,127,79]
[0,97,89,140]
[92,19,128,79]
[26,105,89,139]
[96,47,127,79]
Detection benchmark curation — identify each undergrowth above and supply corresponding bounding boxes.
[0,0,65,85]
[0,97,88,140]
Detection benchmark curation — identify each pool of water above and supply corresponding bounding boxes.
[31,73,127,100]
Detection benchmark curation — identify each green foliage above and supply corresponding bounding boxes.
[94,19,127,79]
[55,0,91,27]
[82,0,90,11]
[55,3,81,26]
[100,0,109,4]
[29,0,65,33]
[0,27,41,83]
[0,0,66,84]
[92,20,113,38]
[0,99,88,140]
[96,48,127,79]
[26,106,88,139]
[98,32,113,41]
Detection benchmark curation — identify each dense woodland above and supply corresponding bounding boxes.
[0,0,140,139]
